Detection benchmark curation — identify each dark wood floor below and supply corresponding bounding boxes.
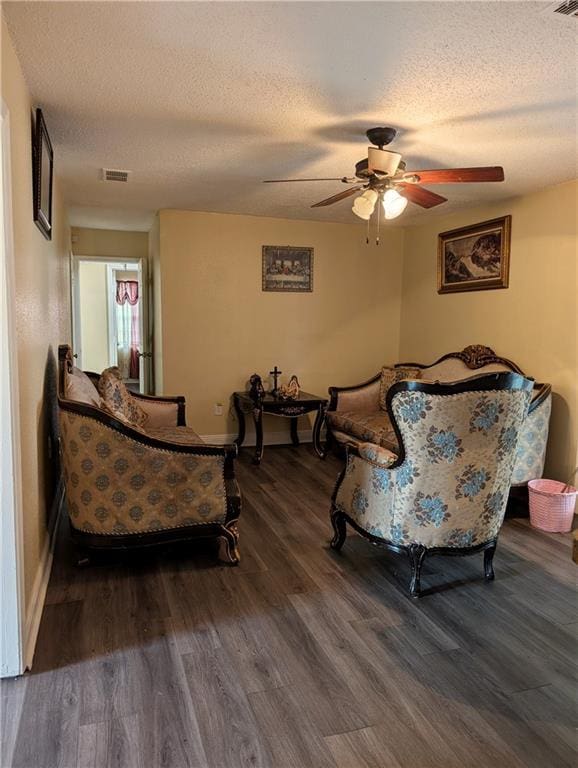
[2,446,576,768]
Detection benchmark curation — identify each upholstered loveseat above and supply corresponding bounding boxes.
[326,345,551,491]
[57,345,241,564]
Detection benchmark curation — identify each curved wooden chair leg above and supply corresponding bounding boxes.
[217,523,240,565]
[484,543,496,581]
[324,428,335,456]
[330,506,347,551]
[407,544,427,598]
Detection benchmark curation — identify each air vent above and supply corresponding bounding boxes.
[544,0,578,17]
[102,168,131,182]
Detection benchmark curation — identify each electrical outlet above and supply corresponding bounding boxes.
[214,403,223,416]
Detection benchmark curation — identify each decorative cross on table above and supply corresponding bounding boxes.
[269,366,282,396]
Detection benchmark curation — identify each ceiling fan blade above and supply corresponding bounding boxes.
[263,177,353,183]
[310,186,363,208]
[397,183,447,209]
[404,167,504,184]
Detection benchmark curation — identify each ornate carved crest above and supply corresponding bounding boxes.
[445,344,524,374]
[460,344,497,368]
[398,344,525,376]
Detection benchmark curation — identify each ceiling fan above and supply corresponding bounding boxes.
[263,127,504,227]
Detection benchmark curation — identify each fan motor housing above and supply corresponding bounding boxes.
[356,151,405,179]
[366,126,397,147]
[355,159,372,179]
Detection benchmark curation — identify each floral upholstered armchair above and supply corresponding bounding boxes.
[330,372,533,597]
[57,345,241,565]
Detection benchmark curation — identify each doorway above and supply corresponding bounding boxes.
[71,256,152,392]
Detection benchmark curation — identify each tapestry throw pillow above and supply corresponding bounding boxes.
[98,366,148,428]
[64,366,103,408]
[379,365,422,411]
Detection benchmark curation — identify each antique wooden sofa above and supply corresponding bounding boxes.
[57,345,241,564]
[330,372,534,597]
[326,345,551,493]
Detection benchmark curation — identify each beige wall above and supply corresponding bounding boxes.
[399,180,577,481]
[2,19,71,611]
[71,226,148,259]
[157,210,404,436]
[78,261,108,372]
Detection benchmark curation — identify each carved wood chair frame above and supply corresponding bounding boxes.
[329,372,534,597]
[57,345,241,565]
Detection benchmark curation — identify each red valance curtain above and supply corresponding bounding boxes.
[116,280,139,306]
[115,280,140,379]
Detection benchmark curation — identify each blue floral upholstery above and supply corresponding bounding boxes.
[357,442,397,467]
[511,395,552,485]
[334,381,532,550]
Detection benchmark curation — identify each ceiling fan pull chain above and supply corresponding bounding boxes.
[366,216,370,245]
[376,192,381,246]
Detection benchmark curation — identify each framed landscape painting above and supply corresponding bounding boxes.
[438,216,511,294]
[262,245,313,293]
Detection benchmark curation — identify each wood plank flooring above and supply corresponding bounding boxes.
[2,446,576,768]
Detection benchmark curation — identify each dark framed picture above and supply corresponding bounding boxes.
[32,108,53,240]
[438,216,511,294]
[262,245,313,293]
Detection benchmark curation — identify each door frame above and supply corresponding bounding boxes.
[0,99,26,677]
[70,254,151,392]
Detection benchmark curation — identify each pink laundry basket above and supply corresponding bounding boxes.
[528,479,577,533]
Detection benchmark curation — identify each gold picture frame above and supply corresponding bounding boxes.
[437,216,511,294]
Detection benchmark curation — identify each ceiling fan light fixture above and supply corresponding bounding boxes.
[382,188,408,219]
[352,204,371,220]
[352,189,378,219]
[360,188,378,206]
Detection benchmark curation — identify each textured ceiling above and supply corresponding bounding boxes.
[3,1,577,229]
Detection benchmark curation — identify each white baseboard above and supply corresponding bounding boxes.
[23,479,64,671]
[200,428,325,446]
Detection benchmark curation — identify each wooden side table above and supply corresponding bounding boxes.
[232,391,328,465]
